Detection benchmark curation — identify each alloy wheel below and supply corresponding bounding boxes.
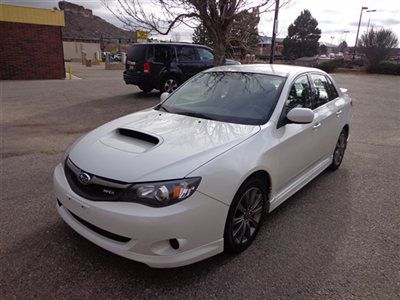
[334,132,347,166]
[231,187,264,245]
[164,79,178,93]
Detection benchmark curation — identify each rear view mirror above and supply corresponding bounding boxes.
[286,108,314,124]
[160,92,170,103]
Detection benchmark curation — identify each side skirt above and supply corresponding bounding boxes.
[268,156,333,212]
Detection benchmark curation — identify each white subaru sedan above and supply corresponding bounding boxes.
[54,64,352,268]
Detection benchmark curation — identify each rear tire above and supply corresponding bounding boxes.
[329,129,348,170]
[138,85,153,93]
[224,178,267,254]
[160,76,179,93]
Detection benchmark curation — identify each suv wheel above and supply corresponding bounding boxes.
[161,76,179,93]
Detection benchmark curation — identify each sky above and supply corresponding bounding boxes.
[3,0,400,45]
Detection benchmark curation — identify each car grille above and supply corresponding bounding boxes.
[64,158,130,201]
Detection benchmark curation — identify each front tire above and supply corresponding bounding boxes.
[329,129,348,170]
[224,178,267,254]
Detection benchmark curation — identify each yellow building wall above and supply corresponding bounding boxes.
[0,4,65,26]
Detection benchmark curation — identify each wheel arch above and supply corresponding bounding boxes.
[240,170,272,211]
[160,71,182,84]
[159,72,183,92]
[343,124,350,136]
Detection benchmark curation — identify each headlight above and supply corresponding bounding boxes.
[120,177,201,207]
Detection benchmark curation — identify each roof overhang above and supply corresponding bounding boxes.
[0,4,65,27]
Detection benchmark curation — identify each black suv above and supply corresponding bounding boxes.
[123,43,239,93]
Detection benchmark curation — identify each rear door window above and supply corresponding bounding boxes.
[127,45,147,62]
[310,74,331,108]
[326,76,339,99]
[176,46,199,61]
[153,45,172,63]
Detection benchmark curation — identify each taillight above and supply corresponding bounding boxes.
[143,62,150,76]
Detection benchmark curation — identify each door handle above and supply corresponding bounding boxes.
[336,109,343,116]
[313,122,321,129]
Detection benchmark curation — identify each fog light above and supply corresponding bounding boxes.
[169,238,179,250]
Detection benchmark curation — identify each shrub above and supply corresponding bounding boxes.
[366,63,400,75]
[343,59,364,68]
[317,59,344,73]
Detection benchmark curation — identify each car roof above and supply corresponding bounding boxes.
[133,42,210,48]
[205,64,324,77]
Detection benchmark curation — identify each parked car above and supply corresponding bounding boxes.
[335,52,344,59]
[54,64,352,268]
[123,42,239,93]
[113,53,121,62]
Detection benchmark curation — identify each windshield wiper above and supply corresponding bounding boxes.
[177,111,215,120]
[157,105,169,112]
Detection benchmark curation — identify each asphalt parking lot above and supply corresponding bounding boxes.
[1,63,399,299]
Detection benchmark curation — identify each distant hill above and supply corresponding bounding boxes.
[59,1,132,41]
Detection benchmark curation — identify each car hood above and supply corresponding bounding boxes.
[68,109,259,182]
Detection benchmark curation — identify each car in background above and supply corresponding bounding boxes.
[54,64,352,268]
[113,53,121,62]
[123,42,239,93]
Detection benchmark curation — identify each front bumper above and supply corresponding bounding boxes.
[53,163,228,268]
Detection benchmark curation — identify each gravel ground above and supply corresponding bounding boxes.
[0,65,399,299]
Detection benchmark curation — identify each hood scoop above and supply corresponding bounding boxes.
[118,128,159,145]
[99,128,161,154]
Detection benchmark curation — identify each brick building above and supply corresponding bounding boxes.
[258,36,284,58]
[0,4,65,80]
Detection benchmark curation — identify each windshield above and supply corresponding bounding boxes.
[157,72,285,125]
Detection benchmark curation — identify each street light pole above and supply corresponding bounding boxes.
[366,9,377,33]
[269,0,280,64]
[353,6,368,60]
[343,30,350,43]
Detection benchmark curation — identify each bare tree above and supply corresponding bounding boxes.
[102,0,287,65]
[360,28,398,66]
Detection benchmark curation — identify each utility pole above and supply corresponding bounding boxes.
[353,6,368,60]
[269,0,280,64]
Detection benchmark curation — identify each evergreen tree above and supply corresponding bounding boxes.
[319,44,328,55]
[192,24,214,48]
[282,10,321,59]
[338,40,348,53]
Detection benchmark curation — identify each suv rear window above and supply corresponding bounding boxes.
[127,44,147,62]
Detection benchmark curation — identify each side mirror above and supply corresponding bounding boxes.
[286,108,314,124]
[160,92,170,103]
